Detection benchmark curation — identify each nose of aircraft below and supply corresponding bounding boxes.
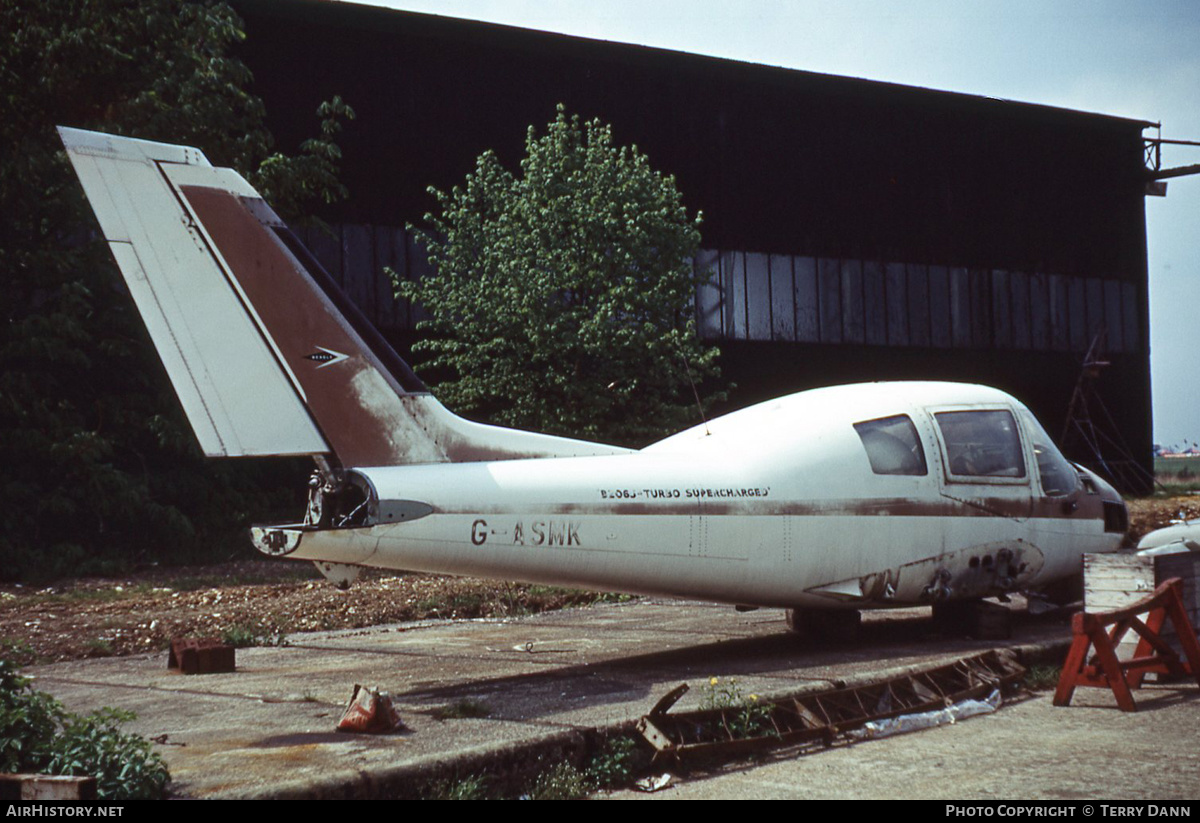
[1078,466,1128,536]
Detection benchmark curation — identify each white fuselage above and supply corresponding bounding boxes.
[273,383,1124,609]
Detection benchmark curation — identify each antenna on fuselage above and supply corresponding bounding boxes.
[680,354,711,437]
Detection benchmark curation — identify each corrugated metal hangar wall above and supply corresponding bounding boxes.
[232,0,1154,489]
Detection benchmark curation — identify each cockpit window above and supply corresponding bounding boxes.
[935,410,1026,479]
[854,415,928,476]
[1018,410,1080,496]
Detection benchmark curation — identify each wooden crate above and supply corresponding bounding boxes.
[1084,552,1200,672]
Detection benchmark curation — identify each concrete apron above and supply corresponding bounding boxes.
[23,599,1068,799]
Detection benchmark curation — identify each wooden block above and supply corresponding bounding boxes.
[0,774,97,801]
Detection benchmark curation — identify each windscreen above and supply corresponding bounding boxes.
[935,410,1026,479]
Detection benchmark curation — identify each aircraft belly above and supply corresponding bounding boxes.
[789,514,1041,605]
[1023,515,1118,582]
[275,509,1069,609]
[263,496,1122,611]
[281,513,780,603]
[372,514,762,600]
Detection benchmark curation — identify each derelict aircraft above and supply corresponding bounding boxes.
[59,126,1129,637]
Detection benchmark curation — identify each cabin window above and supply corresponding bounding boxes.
[935,410,1026,479]
[1018,410,1080,496]
[854,415,928,476]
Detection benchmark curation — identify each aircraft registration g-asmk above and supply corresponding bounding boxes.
[59,126,1129,638]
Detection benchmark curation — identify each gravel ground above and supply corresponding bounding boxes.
[0,560,627,664]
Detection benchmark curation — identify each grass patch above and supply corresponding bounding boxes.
[0,640,38,666]
[1153,456,1200,493]
[412,733,648,800]
[411,585,638,621]
[22,584,158,606]
[167,569,317,591]
[590,590,637,605]
[497,585,637,617]
[585,735,643,790]
[698,676,776,739]
[1024,664,1061,691]
[525,761,591,800]
[219,622,287,649]
[421,773,490,800]
[525,736,647,799]
[1153,481,1200,496]
[526,586,636,607]
[84,638,115,658]
[166,576,232,592]
[413,592,490,618]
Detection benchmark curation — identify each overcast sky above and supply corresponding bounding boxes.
[349,0,1200,448]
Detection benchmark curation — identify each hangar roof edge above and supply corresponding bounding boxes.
[234,0,1156,132]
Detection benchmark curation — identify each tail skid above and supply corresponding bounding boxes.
[59,127,628,468]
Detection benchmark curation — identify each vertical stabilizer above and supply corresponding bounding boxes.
[59,127,628,466]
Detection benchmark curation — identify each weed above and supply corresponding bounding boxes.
[219,624,260,648]
[25,584,157,605]
[590,590,636,605]
[0,658,61,773]
[215,621,288,649]
[1024,664,1062,691]
[699,676,776,739]
[47,708,170,800]
[0,656,169,799]
[524,586,636,609]
[84,638,114,658]
[169,567,320,591]
[414,592,488,617]
[415,736,646,799]
[434,698,492,720]
[220,624,262,648]
[525,761,590,800]
[422,773,489,800]
[0,639,37,666]
[585,735,642,790]
[167,576,229,592]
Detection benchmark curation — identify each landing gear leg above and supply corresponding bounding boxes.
[785,608,861,645]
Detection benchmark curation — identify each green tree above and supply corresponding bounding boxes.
[399,106,721,446]
[0,0,353,580]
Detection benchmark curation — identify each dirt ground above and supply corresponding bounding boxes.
[0,561,627,664]
[3,493,1196,665]
[1125,493,1200,544]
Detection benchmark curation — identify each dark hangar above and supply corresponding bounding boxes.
[232,0,1158,488]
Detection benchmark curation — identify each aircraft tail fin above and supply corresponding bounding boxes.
[58,127,626,466]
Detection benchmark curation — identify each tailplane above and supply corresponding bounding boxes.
[59,127,626,467]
